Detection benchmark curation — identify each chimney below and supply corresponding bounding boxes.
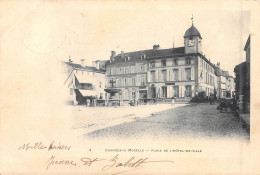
[95,60,100,70]
[68,55,73,62]
[153,44,160,50]
[216,62,220,68]
[121,51,124,57]
[110,51,116,62]
[81,59,85,67]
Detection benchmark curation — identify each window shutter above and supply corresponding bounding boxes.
[166,70,170,82]
[169,69,173,81]
[167,87,170,98]
[128,77,131,86]
[183,69,186,81]
[136,75,140,86]
[147,72,150,82]
[179,86,182,97]
[191,85,195,97]
[191,67,195,80]
[178,69,182,81]
[155,71,159,82]
[181,86,185,97]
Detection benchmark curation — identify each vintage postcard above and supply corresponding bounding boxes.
[0,0,260,174]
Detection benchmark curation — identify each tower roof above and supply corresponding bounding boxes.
[184,24,202,39]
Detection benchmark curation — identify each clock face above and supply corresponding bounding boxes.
[188,39,195,46]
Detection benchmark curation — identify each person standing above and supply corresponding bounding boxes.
[171,97,175,105]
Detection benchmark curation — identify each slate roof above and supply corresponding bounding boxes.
[184,24,202,39]
[111,47,185,63]
[63,61,106,73]
[214,68,230,77]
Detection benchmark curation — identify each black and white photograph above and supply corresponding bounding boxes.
[0,0,259,175]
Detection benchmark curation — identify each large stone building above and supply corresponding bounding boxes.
[62,59,106,105]
[105,21,217,102]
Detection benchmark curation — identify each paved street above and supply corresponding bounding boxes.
[83,103,249,140]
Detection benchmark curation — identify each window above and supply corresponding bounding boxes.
[185,68,191,81]
[140,77,146,86]
[132,92,136,99]
[151,71,156,82]
[109,78,116,87]
[110,67,114,75]
[99,81,102,88]
[173,59,178,66]
[117,78,121,87]
[150,61,155,68]
[124,67,128,74]
[161,60,166,67]
[124,78,128,86]
[161,70,167,82]
[162,86,167,98]
[140,65,144,72]
[173,86,179,97]
[141,54,146,59]
[186,58,191,65]
[173,69,178,81]
[131,66,135,73]
[185,86,192,97]
[131,78,136,86]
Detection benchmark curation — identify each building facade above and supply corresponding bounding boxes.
[234,35,250,113]
[105,22,217,102]
[62,59,106,105]
[214,63,235,99]
[106,51,149,101]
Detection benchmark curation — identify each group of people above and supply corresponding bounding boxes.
[85,97,97,107]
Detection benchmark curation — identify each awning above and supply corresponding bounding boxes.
[104,88,121,93]
[78,89,97,97]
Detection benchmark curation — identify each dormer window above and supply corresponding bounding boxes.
[186,58,191,65]
[141,54,146,60]
[161,60,166,67]
[150,61,155,68]
[125,56,130,61]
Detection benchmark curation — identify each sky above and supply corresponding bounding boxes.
[0,0,251,76]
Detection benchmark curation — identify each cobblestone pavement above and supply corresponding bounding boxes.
[85,103,249,140]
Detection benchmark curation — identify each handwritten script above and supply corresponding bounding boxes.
[46,154,173,174]
[18,141,174,174]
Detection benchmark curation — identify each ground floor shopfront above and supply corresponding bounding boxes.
[147,81,196,99]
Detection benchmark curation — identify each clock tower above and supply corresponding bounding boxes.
[184,17,202,54]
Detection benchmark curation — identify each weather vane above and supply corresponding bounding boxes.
[191,14,194,25]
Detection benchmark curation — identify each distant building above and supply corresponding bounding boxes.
[62,59,106,105]
[105,20,217,102]
[214,62,235,99]
[234,35,250,113]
